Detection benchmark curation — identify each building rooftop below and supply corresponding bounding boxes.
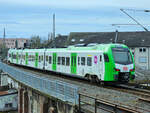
[67,31,150,47]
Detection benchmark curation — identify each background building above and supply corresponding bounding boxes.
[0,38,28,49]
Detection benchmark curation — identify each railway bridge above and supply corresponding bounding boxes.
[0,62,79,113]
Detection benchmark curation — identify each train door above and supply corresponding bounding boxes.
[25,52,28,65]
[52,53,57,71]
[100,53,105,80]
[35,52,38,68]
[99,54,103,78]
[71,53,77,74]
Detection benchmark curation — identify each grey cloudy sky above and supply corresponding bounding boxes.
[0,0,150,38]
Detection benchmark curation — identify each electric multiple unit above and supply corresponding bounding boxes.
[7,44,135,83]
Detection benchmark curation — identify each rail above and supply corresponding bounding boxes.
[0,62,79,105]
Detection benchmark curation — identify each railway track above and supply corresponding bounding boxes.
[7,62,150,98]
[4,62,150,113]
[105,84,150,103]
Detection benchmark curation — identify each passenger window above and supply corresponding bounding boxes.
[41,56,43,61]
[74,56,76,66]
[49,56,51,64]
[39,56,41,62]
[78,57,80,65]
[87,57,92,66]
[46,56,48,62]
[81,57,85,65]
[100,55,102,62]
[104,54,109,62]
[31,55,33,61]
[62,57,65,65]
[58,57,61,65]
[139,48,142,52]
[66,57,70,66]
[143,48,146,52]
[29,55,31,61]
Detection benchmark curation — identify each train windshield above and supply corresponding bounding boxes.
[112,48,132,64]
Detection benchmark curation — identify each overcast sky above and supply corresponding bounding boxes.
[0,0,150,38]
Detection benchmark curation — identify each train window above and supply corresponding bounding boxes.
[41,56,43,61]
[87,57,92,66]
[66,57,70,66]
[139,48,142,52]
[100,55,102,62]
[30,55,32,61]
[30,55,32,60]
[46,56,48,62]
[9,54,11,57]
[58,57,61,65]
[31,55,33,61]
[104,54,109,62]
[28,55,30,61]
[62,57,65,65]
[81,57,85,65]
[33,55,35,61]
[49,56,51,64]
[78,57,80,65]
[31,55,32,61]
[18,54,20,59]
[39,56,41,62]
[74,56,76,66]
[143,48,146,52]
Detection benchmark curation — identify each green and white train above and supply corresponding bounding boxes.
[7,44,135,83]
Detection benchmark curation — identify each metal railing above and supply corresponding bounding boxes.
[0,62,79,105]
[79,93,150,113]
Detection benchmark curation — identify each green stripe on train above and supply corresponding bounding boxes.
[25,52,28,65]
[52,53,57,71]
[71,53,77,74]
[35,52,38,67]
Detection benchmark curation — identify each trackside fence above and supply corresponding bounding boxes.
[78,93,150,113]
[0,62,79,105]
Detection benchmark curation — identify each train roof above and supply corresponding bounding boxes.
[8,43,128,53]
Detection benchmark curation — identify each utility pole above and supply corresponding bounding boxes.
[53,13,56,48]
[114,30,118,43]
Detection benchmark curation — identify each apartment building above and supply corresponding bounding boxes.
[0,38,28,48]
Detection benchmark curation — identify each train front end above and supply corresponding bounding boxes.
[103,44,135,83]
[112,46,135,83]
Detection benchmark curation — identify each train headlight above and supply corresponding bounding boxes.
[114,68,120,72]
[130,68,135,72]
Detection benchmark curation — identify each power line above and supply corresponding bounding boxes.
[120,9,149,32]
